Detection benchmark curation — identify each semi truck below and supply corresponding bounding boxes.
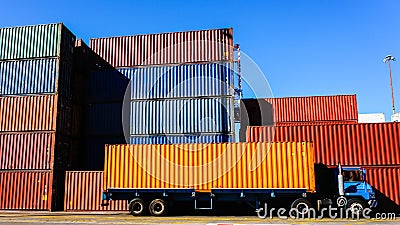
[101,142,377,217]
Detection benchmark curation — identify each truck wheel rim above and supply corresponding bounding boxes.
[350,203,363,214]
[131,202,143,213]
[153,203,164,214]
[297,203,309,214]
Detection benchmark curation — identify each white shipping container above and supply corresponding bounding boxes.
[358,113,385,123]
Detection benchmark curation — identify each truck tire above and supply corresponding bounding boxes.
[346,198,368,217]
[289,198,312,218]
[149,199,167,216]
[129,198,145,216]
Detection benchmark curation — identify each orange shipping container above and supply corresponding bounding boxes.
[64,171,127,211]
[265,95,358,123]
[365,166,400,210]
[104,142,316,192]
[246,123,400,166]
[0,95,57,131]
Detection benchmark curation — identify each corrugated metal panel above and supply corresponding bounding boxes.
[104,142,316,192]
[81,137,126,171]
[0,171,52,210]
[90,28,234,68]
[119,62,234,99]
[87,70,129,103]
[365,167,400,208]
[0,95,57,131]
[0,132,55,170]
[0,58,58,95]
[275,121,358,126]
[265,95,358,123]
[64,171,127,211]
[0,23,75,61]
[246,123,400,166]
[130,97,234,135]
[129,134,233,144]
[86,102,124,137]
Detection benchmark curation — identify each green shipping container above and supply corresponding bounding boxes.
[0,23,75,61]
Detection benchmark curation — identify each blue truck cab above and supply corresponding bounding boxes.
[341,167,378,209]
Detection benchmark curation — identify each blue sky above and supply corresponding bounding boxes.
[1,0,399,120]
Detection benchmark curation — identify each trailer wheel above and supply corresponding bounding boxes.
[289,198,312,218]
[128,198,145,216]
[149,199,167,216]
[346,198,368,217]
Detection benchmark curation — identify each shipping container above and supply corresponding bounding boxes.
[87,70,129,103]
[130,97,234,135]
[358,113,386,123]
[365,167,400,210]
[80,137,126,171]
[0,132,55,170]
[85,102,124,137]
[0,171,52,210]
[90,28,234,68]
[264,95,358,123]
[246,123,400,166]
[0,23,75,61]
[104,142,316,192]
[118,62,234,99]
[129,133,233,144]
[0,95,57,131]
[64,171,127,211]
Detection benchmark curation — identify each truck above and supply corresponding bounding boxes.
[101,142,377,217]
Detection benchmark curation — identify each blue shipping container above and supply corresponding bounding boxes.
[129,134,233,144]
[130,97,234,135]
[0,58,73,97]
[118,62,234,100]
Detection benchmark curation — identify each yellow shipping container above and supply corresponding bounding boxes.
[104,142,316,192]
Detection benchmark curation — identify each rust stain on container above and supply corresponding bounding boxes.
[0,95,57,131]
[104,142,316,192]
[246,123,400,166]
[265,95,358,123]
[0,171,52,210]
[90,28,234,68]
[0,132,55,170]
[365,166,400,207]
[64,171,127,211]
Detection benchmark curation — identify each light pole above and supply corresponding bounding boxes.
[383,55,396,115]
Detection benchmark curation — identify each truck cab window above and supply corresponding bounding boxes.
[343,170,363,182]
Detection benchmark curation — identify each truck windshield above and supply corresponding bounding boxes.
[342,170,363,182]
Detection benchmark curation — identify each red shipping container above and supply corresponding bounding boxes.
[365,166,400,209]
[265,95,358,123]
[0,132,55,170]
[64,171,127,211]
[90,28,234,68]
[246,123,400,166]
[0,171,53,210]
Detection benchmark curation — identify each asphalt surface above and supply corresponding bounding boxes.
[0,212,399,225]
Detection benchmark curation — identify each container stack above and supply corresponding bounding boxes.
[0,23,77,211]
[90,29,236,144]
[73,40,129,170]
[244,95,400,211]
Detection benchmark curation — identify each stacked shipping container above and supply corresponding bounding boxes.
[90,28,236,144]
[0,23,76,211]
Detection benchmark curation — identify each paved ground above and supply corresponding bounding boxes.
[0,212,399,225]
